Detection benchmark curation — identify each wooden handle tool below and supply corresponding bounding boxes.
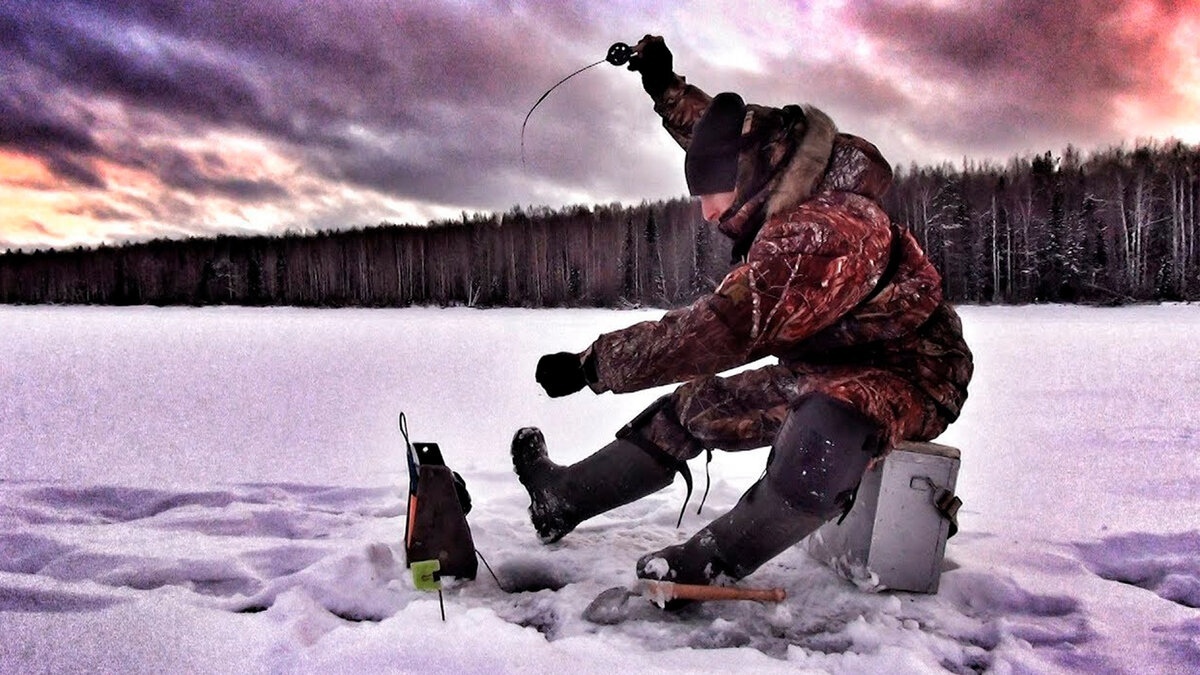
[637,580,786,603]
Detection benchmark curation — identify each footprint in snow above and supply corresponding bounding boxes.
[1076,530,1200,608]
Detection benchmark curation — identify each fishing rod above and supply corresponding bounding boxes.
[520,42,635,171]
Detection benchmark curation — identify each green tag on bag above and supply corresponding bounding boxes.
[411,559,442,592]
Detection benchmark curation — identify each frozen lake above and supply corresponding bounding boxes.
[1,304,1198,673]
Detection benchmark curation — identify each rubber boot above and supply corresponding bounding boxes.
[636,393,883,589]
[512,427,679,543]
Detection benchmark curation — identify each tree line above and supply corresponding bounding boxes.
[886,140,1199,304]
[0,199,727,308]
[2,140,1198,308]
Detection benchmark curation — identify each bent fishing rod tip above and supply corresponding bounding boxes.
[521,41,636,171]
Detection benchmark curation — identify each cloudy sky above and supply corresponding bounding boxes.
[2,0,1198,250]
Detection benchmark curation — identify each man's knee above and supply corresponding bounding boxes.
[616,392,705,462]
[765,393,884,518]
[674,371,795,452]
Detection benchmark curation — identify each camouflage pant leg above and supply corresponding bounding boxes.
[620,363,945,462]
[788,363,949,449]
[619,364,800,462]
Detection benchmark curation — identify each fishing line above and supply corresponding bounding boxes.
[474,548,514,593]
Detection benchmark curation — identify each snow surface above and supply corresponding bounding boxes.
[1,304,1197,674]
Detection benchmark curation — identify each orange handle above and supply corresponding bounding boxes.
[405,494,418,548]
[640,580,786,603]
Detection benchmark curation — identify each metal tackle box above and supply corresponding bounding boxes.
[805,441,961,593]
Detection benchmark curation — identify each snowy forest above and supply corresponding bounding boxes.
[2,140,1198,307]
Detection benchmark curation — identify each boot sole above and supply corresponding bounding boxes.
[510,427,574,543]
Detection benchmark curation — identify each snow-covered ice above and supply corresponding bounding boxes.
[1,304,1197,673]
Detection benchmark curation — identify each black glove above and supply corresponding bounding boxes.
[536,351,597,398]
[627,34,673,98]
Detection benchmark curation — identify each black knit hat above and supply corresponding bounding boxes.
[684,92,746,196]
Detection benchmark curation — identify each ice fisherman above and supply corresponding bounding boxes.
[512,36,973,590]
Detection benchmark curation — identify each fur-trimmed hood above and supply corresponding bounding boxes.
[716,103,894,256]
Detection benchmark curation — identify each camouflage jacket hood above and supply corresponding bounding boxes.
[659,86,891,259]
[715,102,836,257]
[586,74,973,433]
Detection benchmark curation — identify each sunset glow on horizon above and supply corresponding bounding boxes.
[3,0,1199,251]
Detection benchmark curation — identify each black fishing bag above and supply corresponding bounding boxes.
[401,414,477,580]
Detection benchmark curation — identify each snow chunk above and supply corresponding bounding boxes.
[639,556,670,579]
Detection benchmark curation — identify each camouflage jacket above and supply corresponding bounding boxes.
[586,74,973,425]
